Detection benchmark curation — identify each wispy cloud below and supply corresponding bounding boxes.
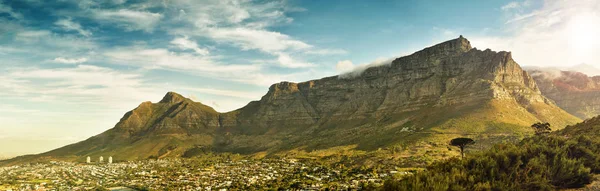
[54,18,92,37]
[170,36,210,55]
[304,49,348,55]
[502,2,521,10]
[0,1,23,20]
[92,9,163,32]
[4,65,157,108]
[53,57,88,64]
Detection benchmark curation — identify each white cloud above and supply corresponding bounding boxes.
[304,49,348,55]
[199,27,314,68]
[501,0,533,11]
[15,30,51,42]
[13,30,96,51]
[102,45,301,86]
[502,2,521,10]
[53,57,88,64]
[54,18,92,37]
[167,0,323,69]
[92,9,163,32]
[471,0,600,69]
[104,46,258,73]
[170,36,210,55]
[3,65,159,110]
[275,52,314,68]
[205,27,311,53]
[335,60,354,73]
[338,57,395,79]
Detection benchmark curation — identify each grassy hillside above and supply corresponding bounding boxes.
[380,115,600,191]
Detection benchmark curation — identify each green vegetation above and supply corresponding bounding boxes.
[531,122,552,135]
[381,129,600,190]
[449,138,474,159]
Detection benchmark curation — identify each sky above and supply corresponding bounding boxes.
[1,0,599,157]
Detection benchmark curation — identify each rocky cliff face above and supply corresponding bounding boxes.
[212,36,577,153]
[4,36,580,164]
[234,37,546,127]
[529,70,600,119]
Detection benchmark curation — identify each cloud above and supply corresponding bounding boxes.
[170,36,210,55]
[104,45,258,73]
[92,9,163,32]
[54,18,92,37]
[275,52,314,68]
[101,45,303,86]
[166,0,322,69]
[502,2,521,10]
[501,0,533,11]
[15,30,51,42]
[470,0,600,69]
[304,49,348,55]
[338,57,395,79]
[204,27,311,53]
[3,65,159,109]
[53,57,88,64]
[0,2,23,20]
[13,29,96,51]
[335,60,354,73]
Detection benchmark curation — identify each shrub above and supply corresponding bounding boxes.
[382,135,600,191]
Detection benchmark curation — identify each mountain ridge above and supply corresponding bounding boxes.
[1,36,581,166]
[528,69,600,119]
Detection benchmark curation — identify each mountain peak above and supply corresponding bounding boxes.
[408,35,472,59]
[444,35,472,52]
[159,91,187,104]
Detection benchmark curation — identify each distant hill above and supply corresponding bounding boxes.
[528,69,600,119]
[0,36,580,166]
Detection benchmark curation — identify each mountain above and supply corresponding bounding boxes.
[528,69,600,119]
[1,36,580,166]
[567,63,600,77]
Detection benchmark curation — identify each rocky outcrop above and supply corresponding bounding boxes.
[6,36,580,163]
[529,70,600,119]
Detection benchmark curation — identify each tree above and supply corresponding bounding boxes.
[531,122,551,135]
[450,138,475,159]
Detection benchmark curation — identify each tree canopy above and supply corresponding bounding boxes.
[450,138,475,159]
[531,122,551,135]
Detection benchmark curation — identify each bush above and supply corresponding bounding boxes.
[382,135,599,191]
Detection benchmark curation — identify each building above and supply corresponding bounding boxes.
[86,156,91,163]
[99,156,104,163]
[108,156,113,164]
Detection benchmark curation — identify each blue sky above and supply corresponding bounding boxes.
[1,0,600,156]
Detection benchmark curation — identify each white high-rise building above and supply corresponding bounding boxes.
[108,156,113,164]
[99,156,104,163]
[86,156,91,163]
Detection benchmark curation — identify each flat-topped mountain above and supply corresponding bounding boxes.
[528,69,600,119]
[1,36,580,165]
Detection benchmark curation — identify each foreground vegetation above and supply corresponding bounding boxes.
[382,119,600,190]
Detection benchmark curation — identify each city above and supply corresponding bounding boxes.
[0,156,413,190]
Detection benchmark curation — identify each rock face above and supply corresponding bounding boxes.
[4,36,580,164]
[528,70,600,119]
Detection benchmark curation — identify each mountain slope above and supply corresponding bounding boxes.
[528,69,600,119]
[1,36,580,165]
